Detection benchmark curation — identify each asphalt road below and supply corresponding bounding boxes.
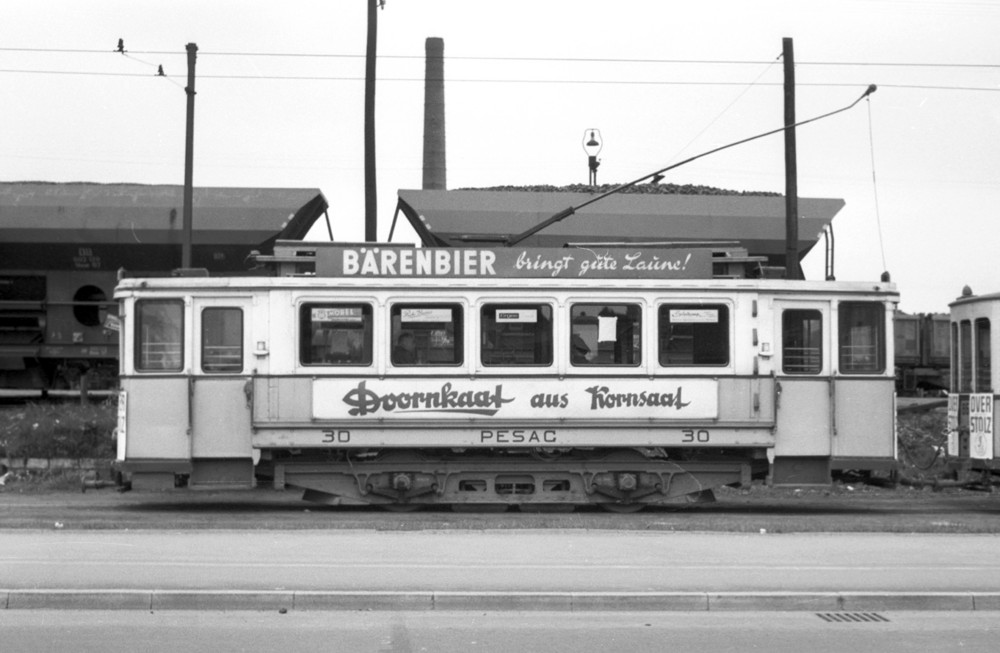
[3,611,999,653]
[2,483,999,613]
[3,528,1000,612]
[4,529,1000,594]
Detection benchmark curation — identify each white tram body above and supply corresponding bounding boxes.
[114,243,899,508]
[947,289,998,471]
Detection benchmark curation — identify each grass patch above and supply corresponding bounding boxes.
[1,399,117,462]
[896,409,949,480]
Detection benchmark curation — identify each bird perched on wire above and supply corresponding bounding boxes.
[157,65,165,76]
[116,38,125,54]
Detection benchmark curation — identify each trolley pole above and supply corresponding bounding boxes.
[182,42,197,269]
[782,37,800,280]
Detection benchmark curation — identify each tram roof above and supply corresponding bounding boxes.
[0,182,327,246]
[396,189,843,265]
[950,289,1000,308]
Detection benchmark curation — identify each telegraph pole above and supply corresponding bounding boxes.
[364,0,380,242]
[182,42,197,269]
[782,37,800,280]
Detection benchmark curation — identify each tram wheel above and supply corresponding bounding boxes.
[598,503,645,513]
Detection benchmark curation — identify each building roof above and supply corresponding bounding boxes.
[0,182,327,245]
[396,189,843,265]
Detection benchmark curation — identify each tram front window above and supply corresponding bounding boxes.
[838,302,885,374]
[202,307,243,373]
[570,303,641,366]
[300,304,373,366]
[782,309,822,374]
[391,304,463,366]
[481,304,552,366]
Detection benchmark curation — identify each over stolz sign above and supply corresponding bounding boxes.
[315,246,713,279]
[313,378,719,421]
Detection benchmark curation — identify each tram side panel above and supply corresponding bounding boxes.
[244,288,777,454]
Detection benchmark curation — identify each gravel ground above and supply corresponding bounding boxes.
[1,480,997,533]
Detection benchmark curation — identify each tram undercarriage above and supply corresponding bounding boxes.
[252,448,769,510]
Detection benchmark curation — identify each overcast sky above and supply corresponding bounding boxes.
[3,0,998,312]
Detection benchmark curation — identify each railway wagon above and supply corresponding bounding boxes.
[0,182,327,391]
[114,241,898,509]
[946,287,998,476]
[893,311,950,395]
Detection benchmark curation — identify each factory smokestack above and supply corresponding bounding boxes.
[422,37,446,190]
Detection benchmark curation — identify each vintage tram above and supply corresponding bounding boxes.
[114,240,898,509]
[946,287,997,477]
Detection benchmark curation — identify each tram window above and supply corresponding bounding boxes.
[951,322,959,393]
[201,308,243,373]
[481,304,553,366]
[658,304,729,366]
[135,300,183,372]
[960,320,973,392]
[391,304,463,366]
[570,303,642,366]
[838,302,885,374]
[300,304,373,366]
[975,318,991,392]
[782,309,822,374]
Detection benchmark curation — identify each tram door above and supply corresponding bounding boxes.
[772,301,833,484]
[124,298,191,463]
[189,298,255,486]
[831,301,895,460]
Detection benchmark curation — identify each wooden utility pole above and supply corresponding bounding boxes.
[782,37,800,280]
[182,42,197,269]
[364,0,379,242]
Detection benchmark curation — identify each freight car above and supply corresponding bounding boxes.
[893,311,950,396]
[0,182,328,392]
[114,240,899,510]
[946,287,997,477]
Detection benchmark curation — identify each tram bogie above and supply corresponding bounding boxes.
[114,242,899,508]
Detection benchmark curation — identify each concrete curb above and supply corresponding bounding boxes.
[3,590,1000,611]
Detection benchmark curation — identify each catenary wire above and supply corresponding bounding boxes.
[0,69,997,92]
[667,53,782,161]
[1,46,999,69]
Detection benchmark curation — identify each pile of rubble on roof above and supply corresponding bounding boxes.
[458,183,780,196]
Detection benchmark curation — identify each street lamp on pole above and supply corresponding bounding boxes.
[582,129,602,186]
